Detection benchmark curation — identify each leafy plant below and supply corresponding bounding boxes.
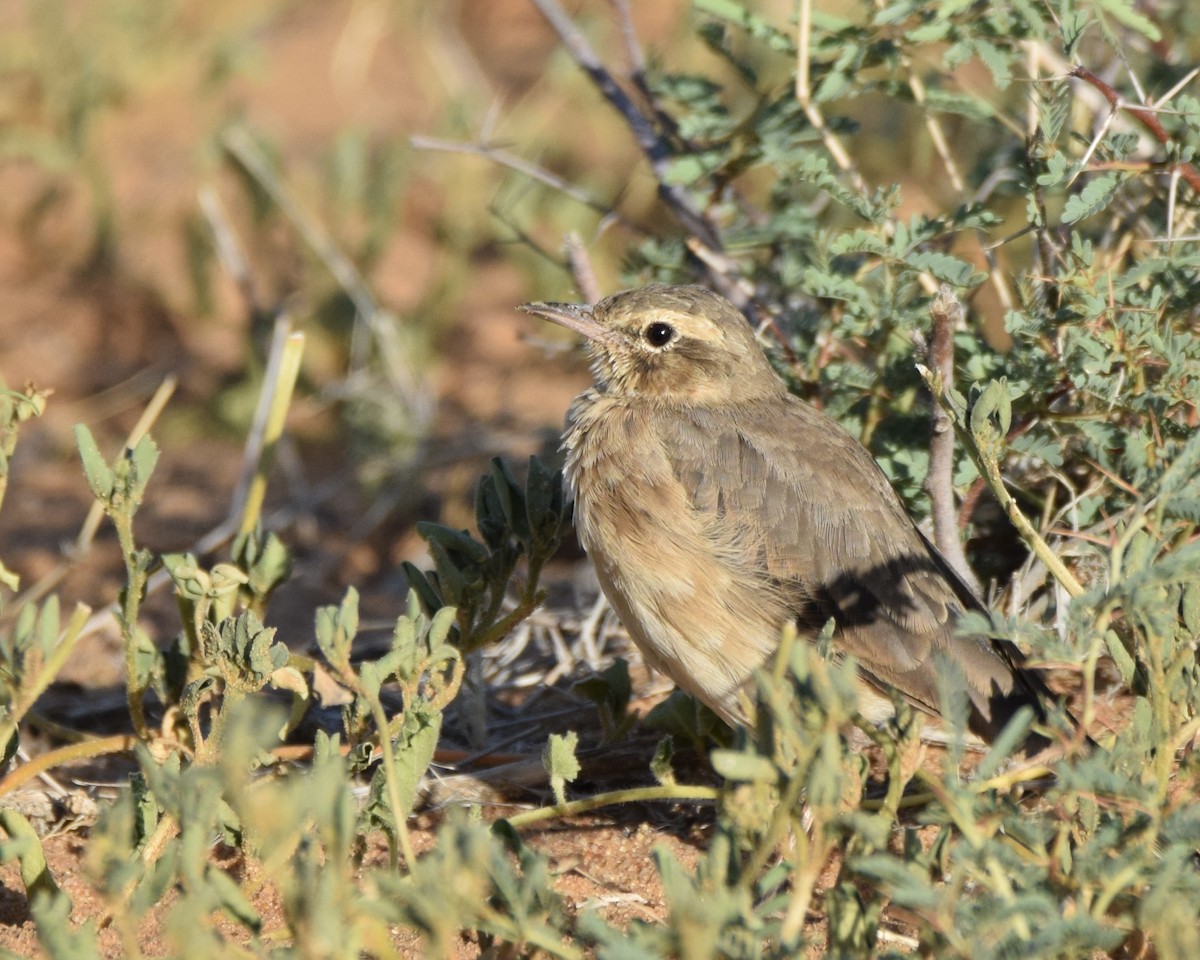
[4,0,1200,956]
[403,456,569,653]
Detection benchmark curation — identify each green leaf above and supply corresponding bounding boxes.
[474,475,509,549]
[74,424,114,501]
[1037,151,1069,187]
[902,250,983,287]
[828,229,888,257]
[650,736,676,786]
[1154,427,1200,500]
[973,708,1035,780]
[694,0,796,52]
[1131,694,1153,743]
[1010,431,1065,468]
[234,529,292,600]
[1104,629,1136,685]
[662,153,721,186]
[0,714,18,768]
[427,603,457,648]
[525,455,563,546]
[1182,583,1200,637]
[542,731,580,806]
[426,539,471,605]
[953,454,980,487]
[359,660,385,701]
[574,658,633,737]
[710,749,777,783]
[643,690,728,751]
[393,706,443,816]
[34,594,60,654]
[972,39,1013,89]
[1095,0,1161,40]
[401,563,443,612]
[969,379,1012,441]
[1062,173,1122,224]
[907,20,951,43]
[205,864,261,930]
[161,552,207,601]
[1061,10,1091,55]
[316,585,357,667]
[0,808,67,912]
[489,459,530,542]
[416,522,491,566]
[126,434,160,502]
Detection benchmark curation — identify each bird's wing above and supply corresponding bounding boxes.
[661,397,1045,739]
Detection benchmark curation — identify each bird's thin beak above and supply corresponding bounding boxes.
[519,301,610,342]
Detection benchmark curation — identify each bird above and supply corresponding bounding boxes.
[520,283,1056,754]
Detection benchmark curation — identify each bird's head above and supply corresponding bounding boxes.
[520,284,782,405]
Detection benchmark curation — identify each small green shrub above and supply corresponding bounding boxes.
[3,0,1200,956]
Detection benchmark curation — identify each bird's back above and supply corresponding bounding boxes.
[568,386,1051,746]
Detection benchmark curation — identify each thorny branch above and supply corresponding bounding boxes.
[1071,66,1200,194]
[410,135,637,229]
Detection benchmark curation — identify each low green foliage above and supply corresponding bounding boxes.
[404,456,569,653]
[3,0,1200,956]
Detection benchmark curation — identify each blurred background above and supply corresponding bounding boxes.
[0,0,773,686]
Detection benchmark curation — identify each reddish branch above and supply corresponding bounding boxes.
[1071,66,1200,194]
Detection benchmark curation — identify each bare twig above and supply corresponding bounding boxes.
[575,591,610,668]
[796,0,867,194]
[925,288,982,595]
[903,55,1015,309]
[223,127,376,321]
[684,237,757,315]
[609,0,648,83]
[564,232,603,305]
[198,186,262,316]
[0,734,137,799]
[907,71,966,195]
[410,135,634,228]
[492,204,571,271]
[222,127,431,434]
[607,0,683,142]
[528,0,723,252]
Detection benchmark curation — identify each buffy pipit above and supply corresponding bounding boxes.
[522,284,1055,752]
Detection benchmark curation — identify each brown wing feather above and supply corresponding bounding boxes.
[661,395,1049,743]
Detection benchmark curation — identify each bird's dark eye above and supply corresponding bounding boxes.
[644,321,675,347]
